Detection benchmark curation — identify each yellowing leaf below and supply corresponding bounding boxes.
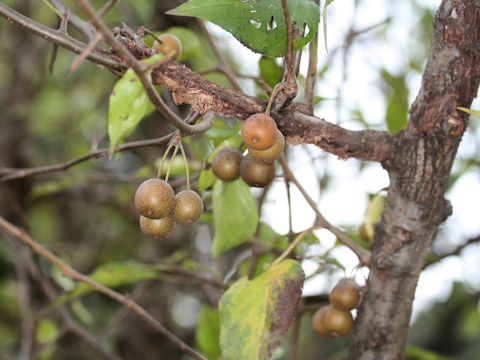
[362,194,385,241]
[219,259,304,360]
[212,179,258,258]
[457,107,480,118]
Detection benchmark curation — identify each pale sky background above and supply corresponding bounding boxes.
[205,0,480,321]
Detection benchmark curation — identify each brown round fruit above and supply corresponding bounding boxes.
[153,34,182,59]
[174,190,204,225]
[139,214,175,238]
[312,306,334,338]
[135,178,175,219]
[239,154,275,187]
[329,279,361,310]
[241,113,278,150]
[323,304,354,336]
[211,147,243,182]
[248,130,285,163]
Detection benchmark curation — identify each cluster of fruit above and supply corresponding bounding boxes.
[312,278,361,338]
[212,113,285,187]
[135,178,203,238]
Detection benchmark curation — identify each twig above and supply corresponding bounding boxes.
[197,20,243,91]
[280,0,297,91]
[0,132,175,182]
[15,237,122,360]
[69,32,103,74]
[424,235,480,268]
[75,0,213,136]
[49,0,97,40]
[302,8,319,115]
[161,264,227,290]
[273,225,324,264]
[97,0,118,18]
[0,3,123,70]
[0,216,207,360]
[279,156,371,266]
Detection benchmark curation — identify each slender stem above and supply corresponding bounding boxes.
[43,0,63,18]
[265,82,286,116]
[0,3,122,69]
[69,32,103,74]
[280,0,297,89]
[197,20,243,91]
[179,143,190,190]
[273,226,323,264]
[97,0,118,18]
[0,133,176,182]
[279,156,371,266]
[165,145,180,183]
[157,140,176,179]
[0,216,207,360]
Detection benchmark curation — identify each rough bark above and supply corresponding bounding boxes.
[348,1,480,359]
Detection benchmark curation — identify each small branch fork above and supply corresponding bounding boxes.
[75,0,213,136]
[0,216,207,360]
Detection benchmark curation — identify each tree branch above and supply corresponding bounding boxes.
[0,216,206,360]
[0,133,175,182]
[279,156,372,266]
[0,2,392,163]
[0,3,124,70]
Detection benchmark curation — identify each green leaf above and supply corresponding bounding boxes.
[55,262,158,304]
[212,179,259,258]
[28,177,74,200]
[108,55,163,156]
[198,168,217,192]
[381,69,409,133]
[458,107,480,117]
[219,259,304,360]
[323,0,334,52]
[168,0,320,58]
[259,56,283,88]
[36,319,59,344]
[196,305,222,360]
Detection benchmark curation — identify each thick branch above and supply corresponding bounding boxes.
[0,3,391,163]
[349,1,480,359]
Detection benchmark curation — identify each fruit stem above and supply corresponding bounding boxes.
[157,140,176,179]
[265,82,286,116]
[144,27,163,45]
[273,225,324,264]
[165,144,179,182]
[179,142,190,190]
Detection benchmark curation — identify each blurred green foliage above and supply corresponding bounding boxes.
[0,0,479,359]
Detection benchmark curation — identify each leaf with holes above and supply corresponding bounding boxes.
[219,259,304,360]
[108,55,162,156]
[168,0,320,57]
